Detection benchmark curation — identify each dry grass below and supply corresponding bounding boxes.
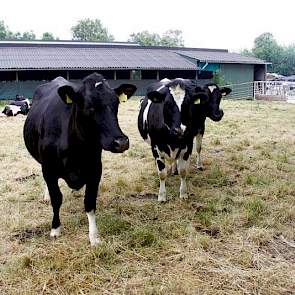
[0,99,295,294]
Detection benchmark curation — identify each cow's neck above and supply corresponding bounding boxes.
[68,105,99,149]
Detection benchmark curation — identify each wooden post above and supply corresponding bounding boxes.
[156,70,159,80]
[16,71,19,82]
[114,70,117,80]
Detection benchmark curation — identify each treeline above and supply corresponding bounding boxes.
[0,18,184,47]
[241,32,295,76]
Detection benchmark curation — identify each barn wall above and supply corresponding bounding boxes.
[220,63,254,84]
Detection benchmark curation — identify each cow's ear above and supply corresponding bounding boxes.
[147,91,166,103]
[191,92,209,105]
[220,87,232,97]
[58,85,82,105]
[115,84,137,103]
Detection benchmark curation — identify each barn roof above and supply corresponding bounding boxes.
[0,41,267,70]
[175,50,267,65]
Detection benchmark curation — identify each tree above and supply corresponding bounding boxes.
[0,21,7,39]
[128,30,161,46]
[129,29,184,46]
[42,32,59,40]
[71,18,114,42]
[21,31,36,40]
[160,30,184,47]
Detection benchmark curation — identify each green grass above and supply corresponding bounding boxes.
[1,100,295,294]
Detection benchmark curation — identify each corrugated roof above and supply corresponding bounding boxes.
[175,50,267,65]
[0,46,196,70]
[0,41,267,70]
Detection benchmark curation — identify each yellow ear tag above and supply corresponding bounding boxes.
[66,94,73,104]
[194,98,201,104]
[119,93,128,103]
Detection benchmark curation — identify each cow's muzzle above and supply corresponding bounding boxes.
[113,136,129,153]
[210,109,224,121]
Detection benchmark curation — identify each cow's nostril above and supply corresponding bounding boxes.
[113,137,129,152]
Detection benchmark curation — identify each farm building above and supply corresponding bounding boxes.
[0,40,267,99]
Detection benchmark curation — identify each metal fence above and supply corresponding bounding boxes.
[222,81,295,103]
[254,81,295,103]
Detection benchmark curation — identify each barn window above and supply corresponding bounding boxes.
[197,71,214,80]
[0,71,15,81]
[131,70,141,80]
[18,70,67,81]
[141,70,158,79]
[116,70,130,80]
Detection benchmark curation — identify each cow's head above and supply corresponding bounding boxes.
[203,83,231,121]
[57,73,136,153]
[179,81,209,134]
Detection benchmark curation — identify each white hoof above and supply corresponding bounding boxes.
[90,237,102,247]
[50,227,61,238]
[180,192,188,199]
[158,193,167,202]
[43,186,50,203]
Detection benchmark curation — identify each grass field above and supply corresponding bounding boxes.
[0,99,295,294]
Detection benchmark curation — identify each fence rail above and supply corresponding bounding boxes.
[222,81,295,103]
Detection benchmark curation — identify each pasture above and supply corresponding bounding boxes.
[0,99,295,294]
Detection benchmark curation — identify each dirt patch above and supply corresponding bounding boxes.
[128,193,158,200]
[260,236,295,262]
[12,227,46,243]
[15,173,39,183]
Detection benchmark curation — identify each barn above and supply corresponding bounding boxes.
[0,40,267,99]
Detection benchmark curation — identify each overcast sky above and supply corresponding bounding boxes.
[1,0,294,52]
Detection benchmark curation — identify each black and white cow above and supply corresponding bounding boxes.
[23,73,136,245]
[2,98,31,116]
[193,83,231,170]
[138,79,208,202]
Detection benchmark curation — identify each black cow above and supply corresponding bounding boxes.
[193,83,231,170]
[2,98,31,116]
[23,73,136,245]
[138,78,208,202]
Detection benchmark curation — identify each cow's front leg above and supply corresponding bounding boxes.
[195,134,203,170]
[156,157,167,202]
[84,169,101,246]
[43,172,63,237]
[177,157,188,199]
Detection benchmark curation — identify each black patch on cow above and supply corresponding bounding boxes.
[157,159,165,171]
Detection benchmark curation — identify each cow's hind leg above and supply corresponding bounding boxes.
[43,173,63,237]
[195,134,203,170]
[177,157,188,199]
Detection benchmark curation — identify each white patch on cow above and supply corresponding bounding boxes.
[143,99,152,126]
[43,185,50,203]
[169,84,185,111]
[195,134,203,169]
[180,124,186,132]
[24,99,31,108]
[177,166,188,199]
[177,147,188,199]
[167,145,178,160]
[156,84,165,92]
[86,210,101,246]
[95,81,102,88]
[208,85,217,93]
[9,105,21,116]
[160,78,171,84]
[144,134,151,145]
[50,227,61,237]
